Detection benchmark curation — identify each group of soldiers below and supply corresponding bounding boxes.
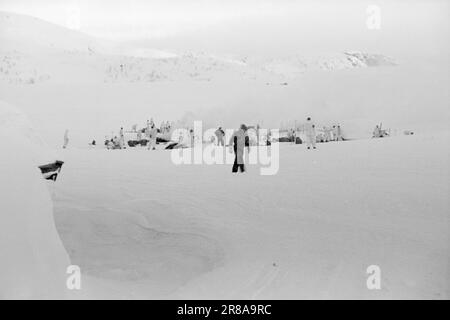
[105,127,126,150]
[209,117,344,153]
[286,119,344,149]
[316,125,344,143]
[105,118,174,150]
[137,118,172,150]
[64,117,394,177]
[372,124,389,138]
[296,117,343,149]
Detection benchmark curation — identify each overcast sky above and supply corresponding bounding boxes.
[0,0,448,57]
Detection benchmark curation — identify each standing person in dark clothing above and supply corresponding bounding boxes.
[189,128,195,147]
[215,127,225,146]
[229,124,250,173]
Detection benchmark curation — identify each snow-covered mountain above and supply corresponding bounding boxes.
[0,11,396,85]
[258,52,397,78]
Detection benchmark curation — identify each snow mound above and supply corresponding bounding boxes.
[0,102,70,299]
[0,100,58,165]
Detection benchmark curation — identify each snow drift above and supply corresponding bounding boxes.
[0,100,59,166]
[0,101,70,299]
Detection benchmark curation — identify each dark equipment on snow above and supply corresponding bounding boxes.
[38,160,64,181]
[127,137,171,147]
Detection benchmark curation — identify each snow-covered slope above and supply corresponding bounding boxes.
[0,11,103,53]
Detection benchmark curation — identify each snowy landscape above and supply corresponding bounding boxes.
[0,0,449,300]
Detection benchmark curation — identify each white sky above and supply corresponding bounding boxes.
[1,0,288,37]
[0,0,448,57]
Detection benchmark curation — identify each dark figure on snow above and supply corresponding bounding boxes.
[229,124,250,173]
[215,127,225,146]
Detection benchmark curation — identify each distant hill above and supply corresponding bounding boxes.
[0,11,397,85]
